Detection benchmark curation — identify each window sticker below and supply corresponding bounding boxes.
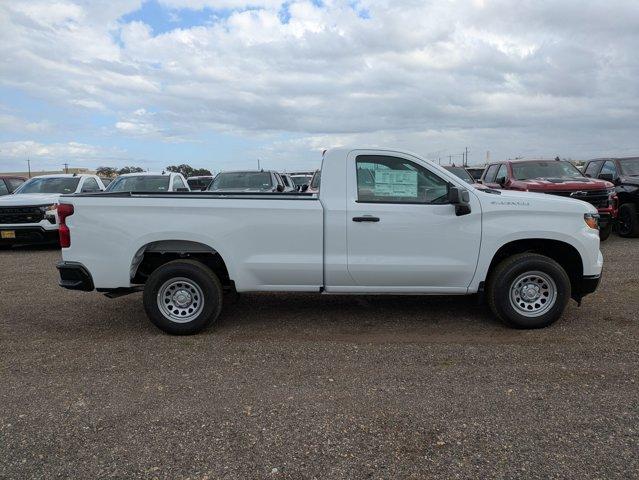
[373,170,418,197]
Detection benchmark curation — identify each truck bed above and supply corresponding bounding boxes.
[61,192,324,291]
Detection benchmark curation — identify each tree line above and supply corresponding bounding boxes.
[96,164,212,178]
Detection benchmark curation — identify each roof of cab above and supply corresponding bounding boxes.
[117,172,172,177]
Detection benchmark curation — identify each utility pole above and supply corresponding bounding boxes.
[63,163,69,174]
[448,155,452,165]
[26,157,31,178]
[464,147,469,167]
[257,158,261,170]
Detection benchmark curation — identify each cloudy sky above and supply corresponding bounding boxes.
[1,0,638,173]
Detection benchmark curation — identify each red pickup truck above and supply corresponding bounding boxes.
[480,160,617,240]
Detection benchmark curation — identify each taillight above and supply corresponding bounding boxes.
[57,203,74,248]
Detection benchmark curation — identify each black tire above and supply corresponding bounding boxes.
[599,223,612,241]
[143,259,223,335]
[618,203,639,238]
[486,253,571,329]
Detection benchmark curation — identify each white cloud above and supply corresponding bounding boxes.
[0,113,51,133]
[0,140,127,172]
[0,0,638,164]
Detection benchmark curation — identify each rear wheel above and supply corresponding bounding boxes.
[487,253,571,329]
[618,203,639,237]
[143,259,223,335]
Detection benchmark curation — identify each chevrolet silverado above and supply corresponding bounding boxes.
[56,148,603,334]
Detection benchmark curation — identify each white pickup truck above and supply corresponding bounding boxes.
[0,174,105,247]
[57,148,603,334]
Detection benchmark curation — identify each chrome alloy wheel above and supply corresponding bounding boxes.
[509,271,557,317]
[157,277,204,323]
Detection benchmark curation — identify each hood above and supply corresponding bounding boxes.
[620,176,639,187]
[518,177,613,191]
[480,188,598,214]
[0,193,62,206]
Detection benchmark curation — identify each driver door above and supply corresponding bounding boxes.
[346,151,481,291]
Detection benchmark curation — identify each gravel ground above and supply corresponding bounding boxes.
[1,237,638,479]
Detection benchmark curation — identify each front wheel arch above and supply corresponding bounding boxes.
[484,238,583,298]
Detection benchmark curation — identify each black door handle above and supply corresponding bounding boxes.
[352,216,380,222]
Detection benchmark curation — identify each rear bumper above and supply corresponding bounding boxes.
[56,261,94,291]
[0,226,59,246]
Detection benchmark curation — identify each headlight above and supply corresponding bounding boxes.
[40,204,58,223]
[584,213,599,230]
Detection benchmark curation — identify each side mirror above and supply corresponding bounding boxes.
[300,184,309,192]
[496,176,507,187]
[598,173,614,182]
[276,185,285,192]
[176,187,190,192]
[448,186,471,216]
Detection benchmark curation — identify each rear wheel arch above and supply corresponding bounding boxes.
[130,240,232,289]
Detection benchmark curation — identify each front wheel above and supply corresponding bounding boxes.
[599,223,612,241]
[487,253,571,329]
[143,260,223,335]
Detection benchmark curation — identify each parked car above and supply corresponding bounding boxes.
[583,157,639,237]
[57,147,602,335]
[279,173,298,192]
[0,174,104,247]
[187,176,213,191]
[304,170,321,193]
[289,171,314,189]
[0,176,26,196]
[480,159,617,240]
[106,172,190,192]
[465,167,485,181]
[99,177,113,188]
[208,170,287,193]
[443,166,487,189]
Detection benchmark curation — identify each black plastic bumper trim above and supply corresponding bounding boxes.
[579,274,601,296]
[56,261,94,291]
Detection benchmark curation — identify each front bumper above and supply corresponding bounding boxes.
[57,261,94,291]
[572,272,601,303]
[0,226,59,246]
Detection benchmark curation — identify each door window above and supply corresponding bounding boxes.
[6,178,24,192]
[495,164,508,183]
[584,161,602,178]
[483,164,499,183]
[356,155,449,204]
[600,161,617,178]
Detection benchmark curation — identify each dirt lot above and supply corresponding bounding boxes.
[1,238,637,479]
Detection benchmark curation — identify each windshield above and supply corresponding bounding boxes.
[187,178,212,189]
[210,172,273,190]
[619,159,639,176]
[445,167,474,184]
[291,175,312,186]
[107,176,170,192]
[15,177,80,194]
[512,161,584,181]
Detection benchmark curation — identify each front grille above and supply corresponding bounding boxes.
[545,189,610,209]
[0,206,45,224]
